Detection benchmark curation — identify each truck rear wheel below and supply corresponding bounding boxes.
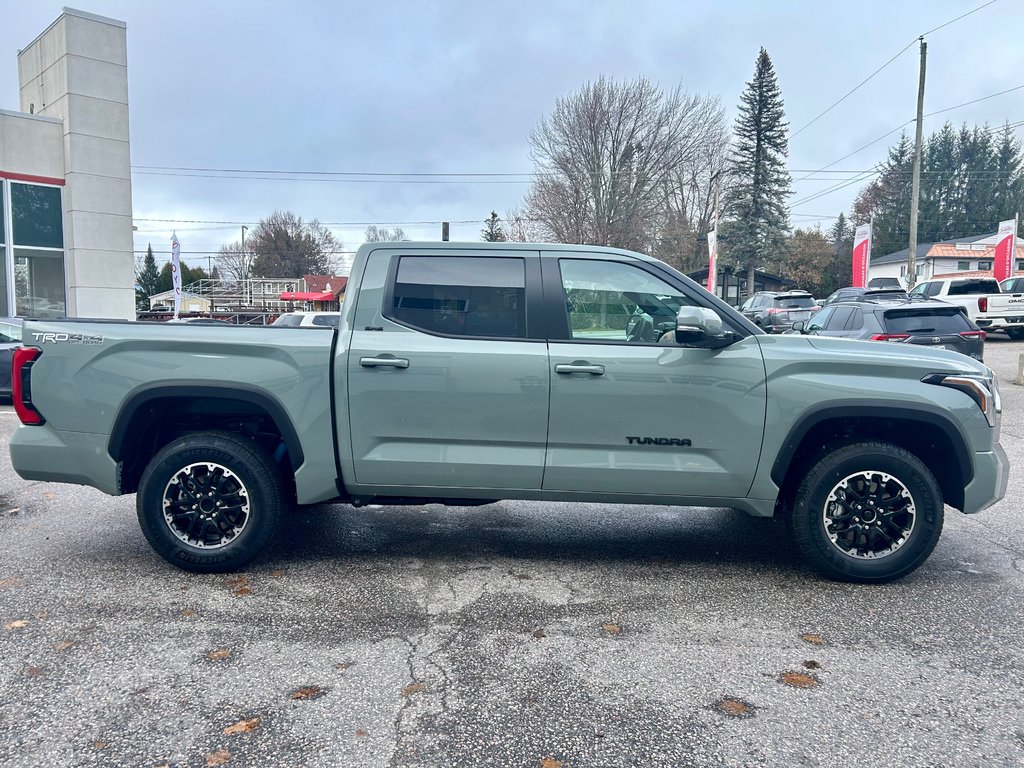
[1006,327,1024,340]
[136,431,283,573]
[789,442,943,583]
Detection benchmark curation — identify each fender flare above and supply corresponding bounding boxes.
[107,381,305,472]
[770,401,973,487]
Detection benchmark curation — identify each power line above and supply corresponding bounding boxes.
[131,171,533,184]
[789,0,1000,141]
[923,84,1024,118]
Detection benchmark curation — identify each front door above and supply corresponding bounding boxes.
[346,248,549,490]
[542,255,767,498]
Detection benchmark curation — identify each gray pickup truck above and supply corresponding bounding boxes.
[9,243,1008,583]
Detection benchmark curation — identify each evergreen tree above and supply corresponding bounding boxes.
[481,211,507,242]
[135,243,161,311]
[853,133,914,257]
[823,213,854,293]
[721,48,792,294]
[994,123,1024,223]
[155,261,208,295]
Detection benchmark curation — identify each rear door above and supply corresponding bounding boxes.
[541,254,766,498]
[820,306,856,338]
[346,248,550,490]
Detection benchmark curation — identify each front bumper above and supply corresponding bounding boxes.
[9,424,120,496]
[962,442,1009,514]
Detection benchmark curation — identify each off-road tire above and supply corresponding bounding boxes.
[136,430,283,573]
[789,441,943,583]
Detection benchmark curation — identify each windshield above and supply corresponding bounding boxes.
[884,308,972,334]
[272,314,303,327]
[773,296,815,309]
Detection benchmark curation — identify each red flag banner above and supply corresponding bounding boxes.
[852,223,871,288]
[993,218,1017,283]
[706,230,717,293]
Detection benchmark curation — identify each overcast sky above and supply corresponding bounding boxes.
[2,0,1022,270]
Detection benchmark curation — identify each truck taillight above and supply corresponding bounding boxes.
[12,347,44,426]
[978,296,988,312]
[869,333,911,342]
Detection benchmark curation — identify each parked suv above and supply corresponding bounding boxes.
[821,287,908,306]
[272,311,340,328]
[740,291,818,333]
[795,298,986,361]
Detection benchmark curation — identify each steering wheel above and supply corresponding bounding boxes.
[626,313,654,342]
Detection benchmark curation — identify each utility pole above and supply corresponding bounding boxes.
[441,221,450,242]
[907,37,927,289]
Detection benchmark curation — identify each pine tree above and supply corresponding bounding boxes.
[135,243,161,311]
[721,48,792,294]
[994,123,1024,223]
[481,211,507,242]
[824,213,854,293]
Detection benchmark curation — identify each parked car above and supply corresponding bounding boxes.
[908,276,1024,339]
[999,276,1024,294]
[0,318,22,402]
[795,298,986,361]
[821,287,908,306]
[272,311,340,328]
[867,277,903,290]
[739,290,818,333]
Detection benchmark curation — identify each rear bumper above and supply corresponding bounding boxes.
[962,442,1008,514]
[975,316,1024,330]
[9,425,120,495]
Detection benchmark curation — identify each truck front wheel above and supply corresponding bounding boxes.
[136,431,283,573]
[789,442,943,583]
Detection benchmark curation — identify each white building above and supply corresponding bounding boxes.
[869,233,1024,286]
[0,8,134,319]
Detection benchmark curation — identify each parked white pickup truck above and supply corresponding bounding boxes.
[908,276,1024,339]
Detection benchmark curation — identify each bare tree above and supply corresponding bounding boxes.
[364,225,408,242]
[248,211,343,278]
[216,240,257,283]
[503,207,546,243]
[524,76,727,254]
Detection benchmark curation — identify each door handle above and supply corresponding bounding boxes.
[555,363,605,375]
[360,356,410,369]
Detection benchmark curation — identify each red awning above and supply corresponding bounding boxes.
[279,291,335,301]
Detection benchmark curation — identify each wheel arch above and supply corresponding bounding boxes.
[772,403,972,512]
[109,382,304,494]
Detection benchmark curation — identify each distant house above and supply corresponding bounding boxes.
[279,274,348,311]
[148,290,211,313]
[869,233,1024,287]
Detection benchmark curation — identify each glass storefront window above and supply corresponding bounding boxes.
[14,248,66,318]
[11,183,63,248]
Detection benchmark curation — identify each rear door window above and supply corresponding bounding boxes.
[884,308,972,334]
[825,306,855,330]
[387,256,527,339]
[311,315,339,327]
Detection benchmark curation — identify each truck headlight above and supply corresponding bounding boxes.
[923,372,1000,427]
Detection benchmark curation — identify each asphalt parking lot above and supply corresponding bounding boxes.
[1,339,1024,768]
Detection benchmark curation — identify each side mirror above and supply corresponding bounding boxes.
[675,307,732,347]
[792,320,806,333]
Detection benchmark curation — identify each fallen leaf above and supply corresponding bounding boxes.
[290,685,326,700]
[336,661,353,671]
[601,622,621,635]
[4,619,28,630]
[715,697,755,718]
[44,492,55,499]
[540,758,565,768]
[355,728,368,738]
[0,577,23,588]
[780,670,819,688]
[26,666,44,677]
[799,632,828,646]
[206,749,231,766]
[802,660,822,670]
[512,572,532,580]
[180,609,196,618]
[532,628,546,640]
[271,569,286,578]
[54,640,75,652]
[401,682,427,697]
[223,717,260,736]
[93,741,108,750]
[225,577,251,597]
[207,648,232,661]
[33,612,48,621]
[79,624,96,633]
[233,587,253,598]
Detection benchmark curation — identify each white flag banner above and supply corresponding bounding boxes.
[171,232,182,319]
